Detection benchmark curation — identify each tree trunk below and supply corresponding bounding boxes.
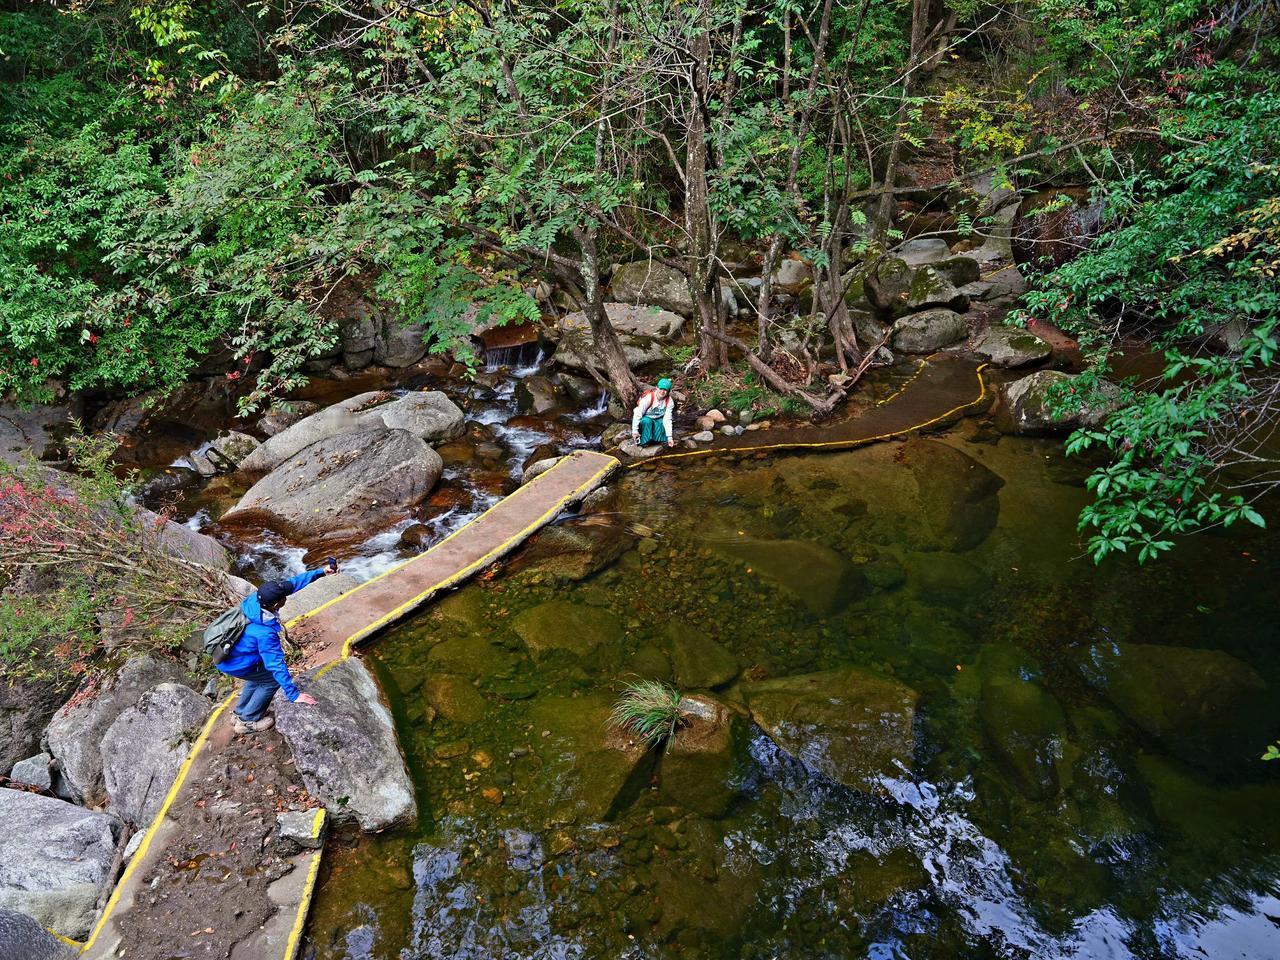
[574,226,637,408]
[685,19,720,371]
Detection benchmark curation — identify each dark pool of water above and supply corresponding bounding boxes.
[305,426,1280,960]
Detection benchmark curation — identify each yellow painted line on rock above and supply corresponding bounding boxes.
[285,452,596,633]
[80,694,235,954]
[314,454,619,673]
[282,809,327,960]
[623,362,990,470]
[49,930,83,949]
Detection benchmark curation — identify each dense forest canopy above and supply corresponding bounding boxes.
[1,0,1277,560]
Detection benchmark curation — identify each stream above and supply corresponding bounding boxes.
[295,420,1280,959]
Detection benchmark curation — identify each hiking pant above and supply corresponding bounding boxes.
[234,666,280,722]
[638,417,667,445]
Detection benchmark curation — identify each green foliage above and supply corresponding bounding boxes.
[1021,56,1280,563]
[608,680,685,751]
[0,582,100,682]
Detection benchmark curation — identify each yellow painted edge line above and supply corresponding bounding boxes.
[80,694,235,954]
[312,456,619,673]
[281,809,327,960]
[622,363,989,470]
[285,451,610,631]
[50,930,83,948]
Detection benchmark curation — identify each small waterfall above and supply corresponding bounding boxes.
[484,341,545,373]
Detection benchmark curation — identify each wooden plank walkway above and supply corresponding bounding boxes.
[79,449,618,960]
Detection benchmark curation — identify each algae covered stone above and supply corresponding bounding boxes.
[743,666,918,790]
[904,438,1004,552]
[713,538,869,616]
[972,325,1051,368]
[512,600,623,665]
[668,626,739,689]
[658,695,746,818]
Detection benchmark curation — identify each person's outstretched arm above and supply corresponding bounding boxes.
[663,399,674,444]
[285,567,328,594]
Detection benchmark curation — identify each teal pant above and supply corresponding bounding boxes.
[638,417,668,444]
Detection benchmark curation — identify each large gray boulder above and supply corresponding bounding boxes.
[893,238,950,266]
[972,325,1051,367]
[712,539,869,616]
[275,658,416,832]
[242,390,464,474]
[0,400,81,466]
[374,316,429,367]
[999,370,1119,435]
[609,261,694,317]
[339,301,379,369]
[0,909,77,960]
[44,656,187,806]
[225,428,442,544]
[280,572,360,623]
[0,789,119,940]
[892,308,968,353]
[743,667,919,790]
[10,753,53,792]
[186,431,260,477]
[101,683,212,826]
[555,302,684,373]
[135,507,232,570]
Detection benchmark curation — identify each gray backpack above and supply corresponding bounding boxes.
[203,605,249,665]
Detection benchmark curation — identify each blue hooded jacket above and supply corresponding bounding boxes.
[216,568,326,701]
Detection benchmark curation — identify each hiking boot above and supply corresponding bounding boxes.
[233,716,275,734]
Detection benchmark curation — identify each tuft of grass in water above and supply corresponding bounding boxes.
[608,680,684,751]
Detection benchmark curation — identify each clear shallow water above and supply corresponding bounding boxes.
[305,428,1280,959]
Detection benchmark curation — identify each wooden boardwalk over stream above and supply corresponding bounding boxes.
[76,357,990,960]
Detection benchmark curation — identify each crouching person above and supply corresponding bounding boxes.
[631,377,676,448]
[218,564,334,733]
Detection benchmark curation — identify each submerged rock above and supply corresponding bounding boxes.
[241,390,464,474]
[0,788,119,940]
[1078,642,1269,772]
[659,695,746,818]
[713,538,869,616]
[972,325,1051,368]
[275,658,416,832]
[977,646,1069,800]
[526,694,650,823]
[511,522,629,582]
[891,308,968,353]
[743,666,918,790]
[903,439,1004,552]
[423,674,487,725]
[512,600,623,671]
[225,428,442,544]
[998,370,1119,435]
[44,656,187,806]
[427,633,520,682]
[668,626,739,689]
[101,682,212,826]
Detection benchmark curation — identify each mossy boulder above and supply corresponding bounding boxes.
[903,438,1004,552]
[427,633,521,682]
[932,255,981,287]
[423,674,487,725]
[972,325,1052,368]
[512,600,623,671]
[904,265,970,313]
[743,666,918,790]
[1078,642,1268,772]
[668,626,739,689]
[998,370,1119,435]
[891,308,968,353]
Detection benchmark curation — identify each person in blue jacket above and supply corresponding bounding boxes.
[219,562,336,733]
